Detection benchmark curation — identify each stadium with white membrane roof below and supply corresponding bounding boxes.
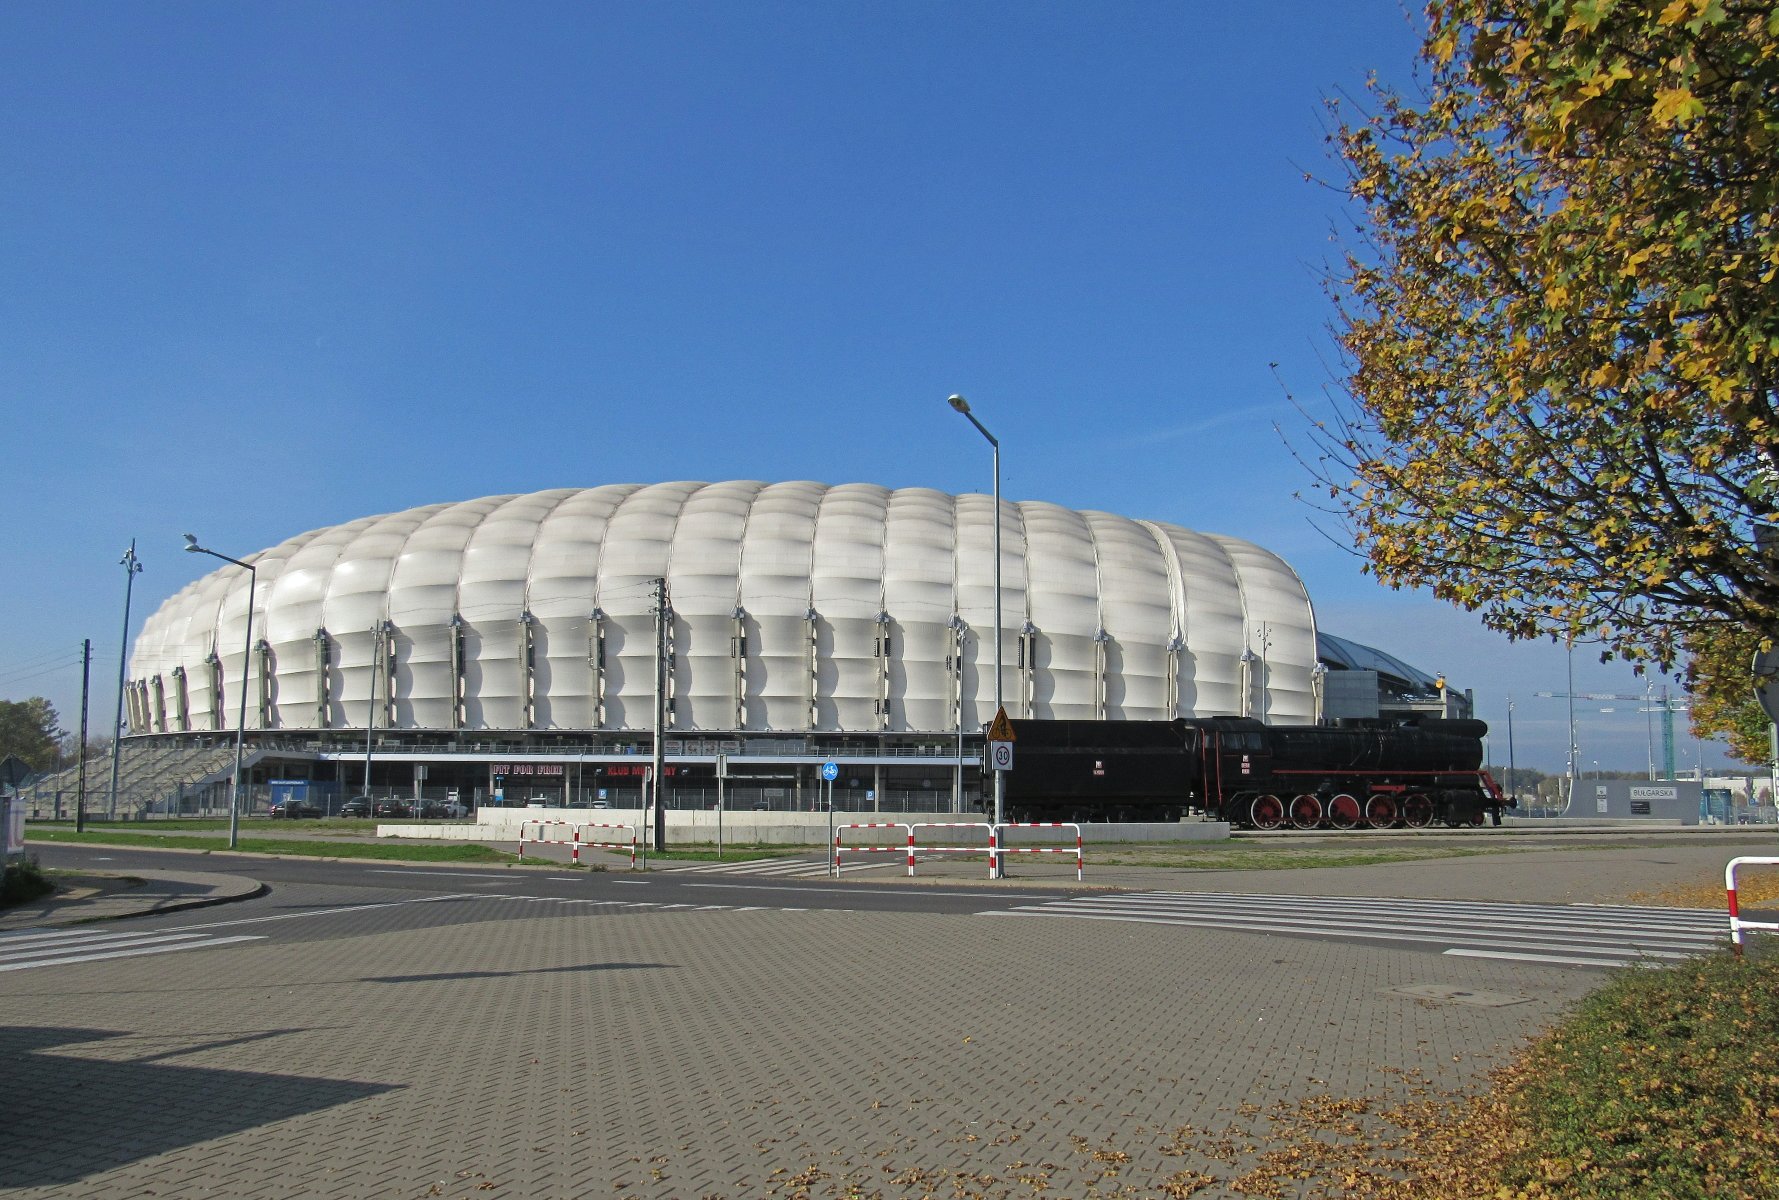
[113,482,1466,814]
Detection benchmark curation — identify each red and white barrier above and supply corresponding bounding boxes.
[577,822,639,870]
[992,822,1083,881]
[909,822,998,878]
[516,819,637,868]
[517,819,583,862]
[832,822,915,876]
[1726,856,1779,955]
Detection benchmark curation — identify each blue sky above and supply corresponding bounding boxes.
[0,1,1743,776]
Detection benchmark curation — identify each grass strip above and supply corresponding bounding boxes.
[33,818,444,836]
[1492,948,1779,1200]
[25,829,518,864]
[1157,948,1779,1199]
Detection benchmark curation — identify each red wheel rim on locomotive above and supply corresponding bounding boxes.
[1364,794,1398,827]
[1324,793,1360,830]
[1403,794,1434,828]
[1249,794,1285,831]
[1289,793,1323,830]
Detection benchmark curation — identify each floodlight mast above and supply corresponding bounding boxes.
[184,535,256,849]
[107,540,143,821]
[946,394,1004,832]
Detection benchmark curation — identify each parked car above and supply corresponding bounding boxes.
[338,798,372,818]
[269,800,322,820]
[373,800,412,818]
[416,800,467,819]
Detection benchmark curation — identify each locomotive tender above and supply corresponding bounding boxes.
[1000,715,1510,829]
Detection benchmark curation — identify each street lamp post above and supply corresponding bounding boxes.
[946,395,1004,828]
[107,541,143,820]
[1506,695,1518,812]
[184,534,256,850]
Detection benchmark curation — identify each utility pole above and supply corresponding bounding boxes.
[77,639,91,832]
[652,576,669,853]
[108,541,142,819]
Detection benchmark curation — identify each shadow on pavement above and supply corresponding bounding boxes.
[0,1025,398,1188]
[364,961,674,983]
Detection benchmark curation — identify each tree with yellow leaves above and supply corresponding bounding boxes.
[1314,0,1779,713]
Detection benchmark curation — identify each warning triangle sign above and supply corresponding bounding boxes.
[986,706,1016,742]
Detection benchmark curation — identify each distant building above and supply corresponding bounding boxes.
[1316,632,1473,722]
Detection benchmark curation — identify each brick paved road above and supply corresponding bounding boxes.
[0,869,1622,1200]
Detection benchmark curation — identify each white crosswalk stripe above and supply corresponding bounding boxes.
[0,925,266,972]
[983,890,1729,969]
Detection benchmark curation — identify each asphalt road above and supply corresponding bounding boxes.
[27,840,1740,968]
[33,842,1078,917]
[9,841,1672,1199]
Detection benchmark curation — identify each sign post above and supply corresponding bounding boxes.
[822,761,839,876]
[716,753,728,861]
[985,709,1015,877]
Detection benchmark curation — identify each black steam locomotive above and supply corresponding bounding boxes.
[999,715,1509,829]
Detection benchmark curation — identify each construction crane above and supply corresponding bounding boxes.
[1531,684,1688,781]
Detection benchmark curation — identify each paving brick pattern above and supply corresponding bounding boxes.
[0,880,1609,1199]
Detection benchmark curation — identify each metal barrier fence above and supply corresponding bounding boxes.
[515,819,638,868]
[516,820,583,862]
[909,822,999,878]
[577,822,639,870]
[992,822,1084,881]
[832,822,914,877]
[1726,856,1779,955]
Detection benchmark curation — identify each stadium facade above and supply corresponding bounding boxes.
[108,481,1453,813]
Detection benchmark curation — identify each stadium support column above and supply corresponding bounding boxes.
[653,576,668,853]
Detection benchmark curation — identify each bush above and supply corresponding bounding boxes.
[1,855,55,906]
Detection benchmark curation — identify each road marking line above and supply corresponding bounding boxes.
[368,870,523,881]
[1,925,204,946]
[0,935,266,973]
[1021,900,1717,952]
[0,932,214,964]
[1443,948,1641,968]
[982,909,1697,959]
[682,882,1052,899]
[1128,894,1723,931]
[152,893,482,934]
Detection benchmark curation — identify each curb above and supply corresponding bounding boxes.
[24,839,545,872]
[79,878,273,923]
[2,869,270,931]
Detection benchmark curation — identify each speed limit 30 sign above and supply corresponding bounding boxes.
[989,740,1014,772]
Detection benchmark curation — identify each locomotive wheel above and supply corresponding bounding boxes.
[1403,794,1434,828]
[1364,794,1398,827]
[1249,794,1285,831]
[1325,793,1360,830]
[1288,793,1323,829]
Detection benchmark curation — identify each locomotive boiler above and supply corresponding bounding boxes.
[999,715,1509,829]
